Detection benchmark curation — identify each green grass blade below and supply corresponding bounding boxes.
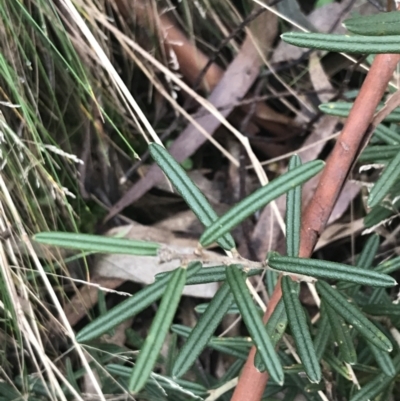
[172,282,234,378]
[128,266,187,393]
[282,276,321,383]
[315,281,393,352]
[226,265,284,385]
[268,253,396,287]
[324,303,357,365]
[33,232,160,256]
[368,151,400,207]
[200,160,324,247]
[286,155,302,258]
[344,11,400,36]
[76,262,202,342]
[281,32,400,54]
[319,102,400,123]
[149,143,235,250]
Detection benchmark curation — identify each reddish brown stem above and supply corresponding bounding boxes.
[231,52,400,401]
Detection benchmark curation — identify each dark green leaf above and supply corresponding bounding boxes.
[255,298,288,371]
[349,356,400,401]
[172,324,251,360]
[200,160,324,247]
[76,262,202,342]
[344,11,400,36]
[324,303,357,365]
[323,352,352,381]
[313,312,330,361]
[373,124,400,145]
[363,303,400,317]
[282,276,321,383]
[106,364,208,398]
[376,256,400,274]
[368,150,400,207]
[286,155,302,258]
[268,253,395,287]
[156,265,263,285]
[281,32,400,54]
[316,281,393,352]
[319,102,400,122]
[149,143,235,250]
[359,145,400,162]
[129,266,187,393]
[172,282,234,378]
[226,265,284,384]
[33,232,160,256]
[368,342,396,377]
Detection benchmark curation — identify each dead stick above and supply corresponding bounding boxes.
[231,52,400,401]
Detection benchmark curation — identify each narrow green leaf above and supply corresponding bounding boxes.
[319,102,400,123]
[344,11,400,36]
[323,352,352,381]
[33,232,160,256]
[149,143,235,250]
[195,302,262,315]
[363,303,400,317]
[265,298,288,346]
[368,342,396,377]
[268,253,396,287]
[281,32,400,54]
[324,303,357,365]
[172,282,234,378]
[129,266,187,393]
[265,270,280,297]
[339,234,380,292]
[368,150,400,207]
[373,124,400,145]
[156,265,263,285]
[357,234,380,269]
[360,145,400,162]
[172,324,251,360]
[286,155,302,258]
[376,256,400,274]
[364,203,395,228]
[106,364,208,398]
[282,276,321,383]
[349,356,400,401]
[200,160,324,247]
[76,262,202,342]
[254,298,288,371]
[313,312,330,361]
[226,265,284,385]
[316,281,393,352]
